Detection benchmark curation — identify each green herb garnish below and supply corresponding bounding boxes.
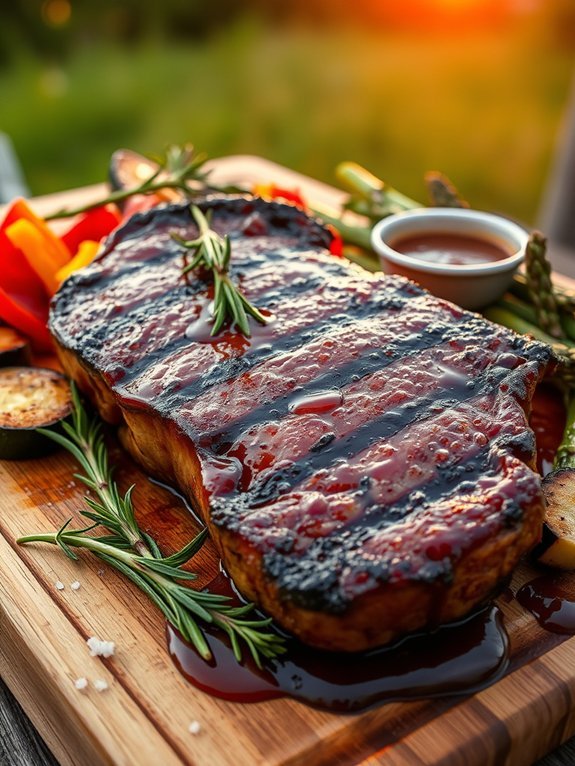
[45,145,220,221]
[17,386,286,668]
[173,205,268,337]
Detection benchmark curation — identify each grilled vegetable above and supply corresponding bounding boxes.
[108,147,193,211]
[109,148,162,193]
[0,367,73,460]
[533,396,575,569]
[0,327,31,367]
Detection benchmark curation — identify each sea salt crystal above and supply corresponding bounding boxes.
[70,581,81,591]
[188,721,201,735]
[74,677,88,690]
[86,636,115,658]
[55,581,65,591]
[93,679,109,692]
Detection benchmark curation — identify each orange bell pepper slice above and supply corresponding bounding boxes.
[3,198,71,264]
[6,218,71,295]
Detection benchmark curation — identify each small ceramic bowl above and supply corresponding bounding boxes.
[370,208,528,310]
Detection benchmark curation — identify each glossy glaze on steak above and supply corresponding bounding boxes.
[50,197,556,651]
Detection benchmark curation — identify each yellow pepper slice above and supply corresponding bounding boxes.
[56,240,100,284]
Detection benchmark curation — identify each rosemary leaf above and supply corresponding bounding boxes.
[174,205,268,338]
[158,529,209,567]
[136,558,199,581]
[55,519,80,561]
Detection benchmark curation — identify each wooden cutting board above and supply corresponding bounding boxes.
[2,156,575,766]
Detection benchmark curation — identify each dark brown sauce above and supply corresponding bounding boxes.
[391,232,511,266]
[516,574,575,634]
[167,572,508,711]
[185,304,276,359]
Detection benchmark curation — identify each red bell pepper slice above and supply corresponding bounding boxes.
[61,204,121,254]
[0,200,55,349]
[0,284,52,351]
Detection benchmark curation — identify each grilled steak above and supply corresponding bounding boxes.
[50,197,555,651]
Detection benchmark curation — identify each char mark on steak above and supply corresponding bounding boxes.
[50,196,556,651]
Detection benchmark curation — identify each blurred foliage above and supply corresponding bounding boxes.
[0,1,574,224]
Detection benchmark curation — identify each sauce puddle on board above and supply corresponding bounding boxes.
[516,574,575,635]
[390,232,511,266]
[167,574,508,712]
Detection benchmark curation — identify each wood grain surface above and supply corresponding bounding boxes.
[2,157,575,766]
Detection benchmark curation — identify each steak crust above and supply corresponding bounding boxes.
[50,197,555,651]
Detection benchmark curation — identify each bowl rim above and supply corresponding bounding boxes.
[370,208,528,277]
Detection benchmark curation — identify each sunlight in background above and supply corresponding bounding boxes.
[433,0,489,9]
[2,0,574,224]
[41,0,71,28]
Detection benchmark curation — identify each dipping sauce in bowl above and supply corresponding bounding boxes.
[390,232,512,266]
[371,208,528,310]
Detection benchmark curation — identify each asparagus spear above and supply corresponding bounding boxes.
[424,171,469,208]
[523,231,565,340]
[335,162,420,222]
[554,396,575,470]
[511,272,575,315]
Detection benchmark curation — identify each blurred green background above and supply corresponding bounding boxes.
[1,0,574,224]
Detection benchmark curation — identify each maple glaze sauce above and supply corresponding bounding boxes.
[165,384,565,709]
[390,232,511,266]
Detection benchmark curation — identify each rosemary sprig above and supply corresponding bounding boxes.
[173,205,268,337]
[17,386,286,668]
[45,145,229,221]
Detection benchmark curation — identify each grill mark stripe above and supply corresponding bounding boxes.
[242,368,513,508]
[69,243,340,303]
[202,323,497,450]
[66,263,334,367]
[117,283,421,405]
[215,439,497,548]
[71,195,337,288]
[352,446,506,532]
[57,248,348,358]
[259,443,511,612]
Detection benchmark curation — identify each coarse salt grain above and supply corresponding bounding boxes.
[55,581,65,591]
[86,636,115,658]
[70,581,81,591]
[74,677,88,690]
[93,679,109,692]
[188,721,201,735]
